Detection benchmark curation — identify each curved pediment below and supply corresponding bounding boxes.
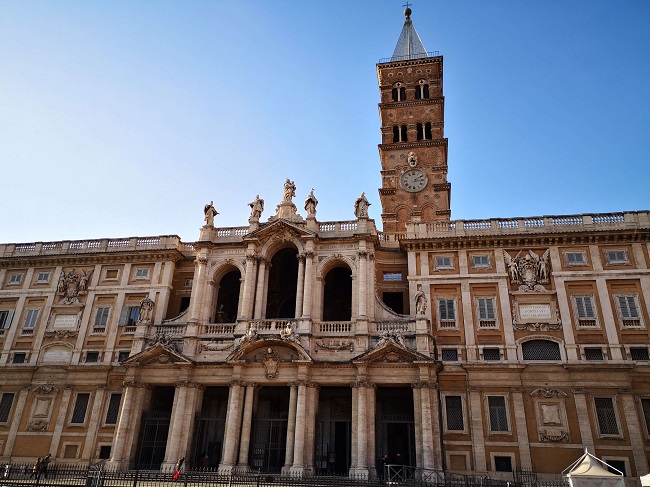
[124,343,194,366]
[227,337,312,363]
[353,337,434,364]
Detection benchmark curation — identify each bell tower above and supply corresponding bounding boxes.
[377,7,450,233]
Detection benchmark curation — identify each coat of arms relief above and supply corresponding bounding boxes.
[503,249,550,291]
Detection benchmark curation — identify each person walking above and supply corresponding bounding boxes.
[40,454,52,479]
[29,458,41,479]
[172,457,184,480]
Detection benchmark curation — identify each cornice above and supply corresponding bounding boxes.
[378,98,443,109]
[379,139,448,150]
[0,249,185,268]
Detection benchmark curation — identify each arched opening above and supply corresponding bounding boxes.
[215,269,241,323]
[521,339,561,361]
[265,247,298,319]
[322,266,352,321]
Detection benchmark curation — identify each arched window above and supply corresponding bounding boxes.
[322,266,352,321]
[415,82,430,99]
[215,270,241,323]
[401,125,408,142]
[391,84,406,102]
[265,247,299,319]
[417,122,432,141]
[393,125,408,143]
[521,340,561,361]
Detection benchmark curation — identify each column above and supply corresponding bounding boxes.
[571,387,594,453]
[189,255,208,323]
[595,277,623,360]
[237,383,256,470]
[295,254,306,318]
[358,251,368,319]
[50,385,75,459]
[155,261,176,324]
[290,381,308,473]
[2,385,30,458]
[420,384,435,470]
[81,386,107,460]
[412,384,424,468]
[554,277,579,361]
[468,388,487,472]
[619,390,649,475]
[253,259,267,319]
[282,383,298,474]
[240,253,257,320]
[366,385,376,477]
[511,388,532,469]
[219,381,245,472]
[302,252,315,318]
[351,381,370,478]
[460,282,477,361]
[304,383,320,475]
[163,381,196,468]
[350,383,359,470]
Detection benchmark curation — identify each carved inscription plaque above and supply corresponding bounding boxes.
[519,304,551,320]
[53,315,77,329]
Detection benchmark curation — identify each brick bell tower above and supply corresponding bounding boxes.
[377,7,450,234]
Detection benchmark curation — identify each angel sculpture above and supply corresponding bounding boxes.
[530,249,550,282]
[503,250,521,283]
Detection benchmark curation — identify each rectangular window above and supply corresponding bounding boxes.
[35,271,51,283]
[184,278,193,287]
[477,297,497,328]
[438,299,456,328]
[445,395,464,431]
[118,306,140,326]
[71,393,90,424]
[0,310,14,330]
[435,256,453,270]
[118,351,130,362]
[441,349,459,362]
[85,351,99,363]
[382,272,402,282]
[12,352,26,364]
[94,307,110,331]
[99,445,112,460]
[630,347,650,361]
[134,268,150,279]
[494,456,513,472]
[8,273,23,285]
[616,295,642,328]
[606,250,628,265]
[0,393,15,422]
[483,348,501,361]
[594,397,619,435]
[23,309,40,329]
[574,295,597,327]
[472,255,490,268]
[584,347,604,361]
[488,396,509,432]
[105,393,122,425]
[565,252,586,266]
[641,398,650,436]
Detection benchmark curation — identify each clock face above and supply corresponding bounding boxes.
[400,169,428,192]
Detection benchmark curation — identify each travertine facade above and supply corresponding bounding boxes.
[0,8,649,481]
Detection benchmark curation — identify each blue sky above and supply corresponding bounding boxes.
[1,1,649,243]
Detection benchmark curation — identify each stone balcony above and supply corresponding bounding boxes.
[405,211,650,239]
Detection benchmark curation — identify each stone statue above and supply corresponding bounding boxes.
[56,272,66,294]
[139,297,154,324]
[408,151,418,167]
[283,179,296,202]
[415,289,427,315]
[216,304,227,323]
[304,188,318,218]
[354,192,370,219]
[503,249,551,291]
[56,269,90,305]
[280,321,299,342]
[204,201,218,227]
[78,270,92,293]
[248,195,264,220]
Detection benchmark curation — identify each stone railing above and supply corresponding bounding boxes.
[372,321,416,333]
[318,221,358,233]
[0,235,190,258]
[405,211,650,239]
[151,324,186,337]
[201,323,237,336]
[317,322,354,334]
[251,319,295,332]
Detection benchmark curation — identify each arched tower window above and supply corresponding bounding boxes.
[391,84,406,102]
[415,81,429,99]
[215,270,241,323]
[265,247,299,319]
[322,266,352,321]
[393,125,408,143]
[417,122,432,141]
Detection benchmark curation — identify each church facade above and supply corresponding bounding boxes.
[0,9,649,481]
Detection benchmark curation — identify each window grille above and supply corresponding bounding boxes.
[630,348,650,361]
[445,395,464,431]
[71,393,90,424]
[521,340,561,361]
[105,393,122,424]
[441,349,459,361]
[12,353,26,364]
[494,456,513,472]
[0,393,15,422]
[641,398,650,436]
[594,397,619,435]
[488,396,508,432]
[584,347,604,361]
[85,351,99,363]
[566,252,586,265]
[483,348,501,361]
[383,272,402,281]
[118,351,130,362]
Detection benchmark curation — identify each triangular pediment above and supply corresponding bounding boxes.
[244,219,316,243]
[353,340,434,364]
[124,343,194,366]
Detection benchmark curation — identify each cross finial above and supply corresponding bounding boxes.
[403,2,412,8]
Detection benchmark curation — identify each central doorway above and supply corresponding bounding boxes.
[315,387,352,476]
[136,386,174,469]
[250,387,289,473]
[376,387,415,467]
[193,386,229,469]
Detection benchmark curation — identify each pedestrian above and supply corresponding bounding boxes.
[172,456,184,480]
[40,454,52,479]
[378,453,388,480]
[29,458,41,479]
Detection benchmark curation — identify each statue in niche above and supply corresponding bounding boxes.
[415,288,427,315]
[139,297,154,324]
[503,249,551,291]
[248,195,264,220]
[304,188,318,218]
[354,192,370,219]
[204,201,218,227]
[216,304,227,323]
[283,179,296,203]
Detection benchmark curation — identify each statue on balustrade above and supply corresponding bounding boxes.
[204,201,218,227]
[249,195,264,221]
[354,192,370,219]
[304,188,318,218]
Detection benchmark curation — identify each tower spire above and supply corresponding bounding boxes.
[391,5,428,62]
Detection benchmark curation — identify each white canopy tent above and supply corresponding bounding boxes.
[562,450,624,487]
[641,473,650,486]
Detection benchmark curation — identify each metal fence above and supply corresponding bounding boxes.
[0,463,566,487]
